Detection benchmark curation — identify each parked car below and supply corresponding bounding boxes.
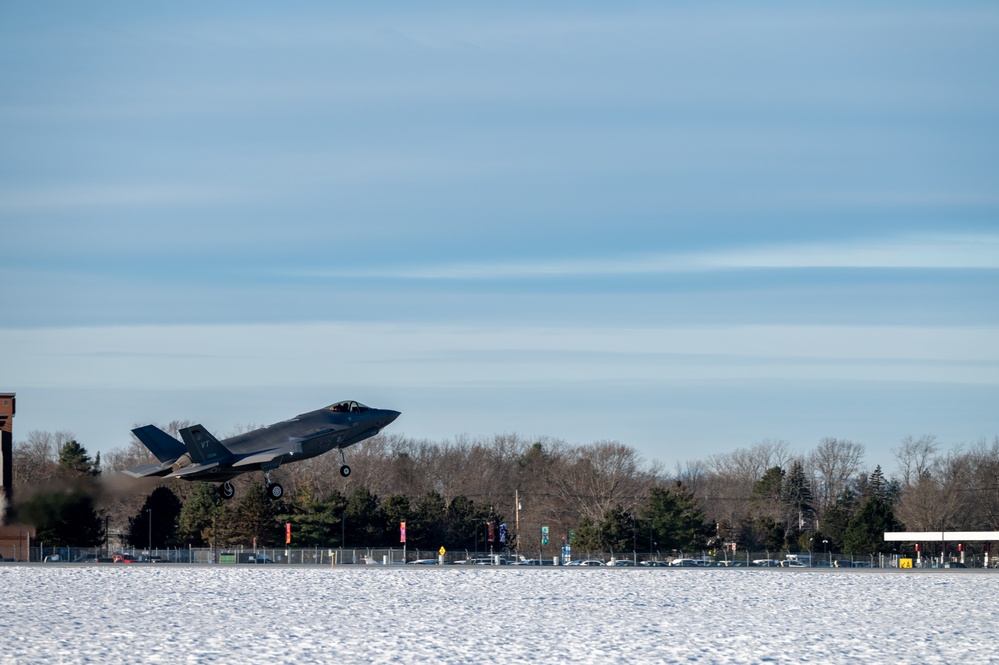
[639,560,668,567]
[607,559,637,567]
[833,560,855,568]
[669,558,704,567]
[408,559,440,565]
[752,559,782,567]
[112,553,140,563]
[455,557,512,565]
[512,559,555,566]
[73,554,114,563]
[566,559,605,566]
[780,559,807,568]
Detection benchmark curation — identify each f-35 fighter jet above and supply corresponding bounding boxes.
[122,401,400,500]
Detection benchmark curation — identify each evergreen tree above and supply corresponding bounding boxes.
[343,486,386,547]
[572,516,602,553]
[752,466,785,502]
[381,494,411,546]
[279,488,345,547]
[599,505,636,553]
[445,495,480,549]
[844,495,902,554]
[126,486,183,549]
[412,491,448,548]
[867,465,888,501]
[177,483,227,547]
[57,440,100,478]
[750,466,791,548]
[640,482,712,552]
[782,460,814,532]
[748,516,785,552]
[819,502,852,552]
[233,482,282,547]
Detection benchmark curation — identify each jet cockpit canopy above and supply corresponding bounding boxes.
[329,401,369,413]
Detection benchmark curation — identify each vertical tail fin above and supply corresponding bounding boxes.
[179,425,232,464]
[131,425,187,463]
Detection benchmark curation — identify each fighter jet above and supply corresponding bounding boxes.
[122,400,400,500]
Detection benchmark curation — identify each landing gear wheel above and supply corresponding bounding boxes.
[339,465,351,478]
[267,483,284,500]
[219,481,235,500]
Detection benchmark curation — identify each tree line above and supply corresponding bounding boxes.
[8,426,999,557]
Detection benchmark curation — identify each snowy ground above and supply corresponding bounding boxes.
[1,565,997,664]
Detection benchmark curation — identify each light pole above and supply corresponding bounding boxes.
[823,539,829,566]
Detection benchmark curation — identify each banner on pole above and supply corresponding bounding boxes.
[400,521,407,543]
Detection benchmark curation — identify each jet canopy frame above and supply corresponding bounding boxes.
[329,401,369,413]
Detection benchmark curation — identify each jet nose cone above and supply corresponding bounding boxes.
[383,410,401,425]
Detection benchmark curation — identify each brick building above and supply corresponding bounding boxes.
[0,392,13,516]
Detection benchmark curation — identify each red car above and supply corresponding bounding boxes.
[112,553,140,563]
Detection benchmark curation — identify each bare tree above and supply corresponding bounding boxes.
[549,441,653,524]
[894,447,970,531]
[809,438,865,512]
[893,435,938,489]
[966,436,999,530]
[697,440,792,543]
[11,430,74,487]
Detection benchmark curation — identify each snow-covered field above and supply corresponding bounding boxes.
[1,565,996,664]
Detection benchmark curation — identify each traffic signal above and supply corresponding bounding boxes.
[914,544,919,552]
[958,544,963,552]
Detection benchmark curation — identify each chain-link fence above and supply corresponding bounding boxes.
[4,544,997,569]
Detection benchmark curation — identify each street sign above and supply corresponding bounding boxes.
[439,546,446,556]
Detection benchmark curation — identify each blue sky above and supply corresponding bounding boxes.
[2,2,997,474]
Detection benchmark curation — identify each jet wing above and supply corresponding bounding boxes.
[232,449,288,469]
[166,463,220,479]
[121,461,175,478]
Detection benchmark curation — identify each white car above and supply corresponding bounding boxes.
[780,559,807,568]
[752,559,782,567]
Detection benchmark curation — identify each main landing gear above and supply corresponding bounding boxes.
[339,447,351,477]
[264,470,283,501]
[218,477,284,501]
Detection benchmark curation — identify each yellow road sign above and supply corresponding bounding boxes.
[900,558,913,568]
[439,547,446,556]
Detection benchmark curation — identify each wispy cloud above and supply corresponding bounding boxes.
[0,183,245,211]
[4,322,997,394]
[285,233,999,280]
